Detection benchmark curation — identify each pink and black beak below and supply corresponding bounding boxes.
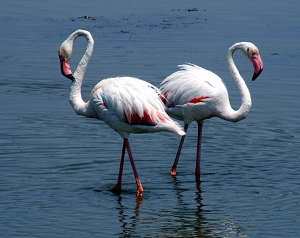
[251,53,264,81]
[59,54,74,81]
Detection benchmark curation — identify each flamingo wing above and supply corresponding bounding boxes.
[92,77,178,127]
[92,77,164,125]
[160,64,225,107]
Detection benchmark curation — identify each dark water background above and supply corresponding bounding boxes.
[1,0,300,237]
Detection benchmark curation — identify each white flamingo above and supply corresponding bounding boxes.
[160,42,264,185]
[58,29,185,198]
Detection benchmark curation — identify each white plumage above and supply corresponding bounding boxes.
[160,42,264,184]
[91,76,184,137]
[161,64,224,106]
[58,29,184,198]
[161,63,229,123]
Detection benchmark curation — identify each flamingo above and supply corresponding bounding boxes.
[160,42,264,185]
[58,29,185,198]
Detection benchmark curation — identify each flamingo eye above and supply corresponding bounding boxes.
[247,48,250,53]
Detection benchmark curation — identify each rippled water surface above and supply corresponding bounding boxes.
[1,0,300,237]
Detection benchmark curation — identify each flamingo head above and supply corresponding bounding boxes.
[58,39,75,81]
[243,42,264,81]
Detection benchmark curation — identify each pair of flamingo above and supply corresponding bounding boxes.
[58,29,263,198]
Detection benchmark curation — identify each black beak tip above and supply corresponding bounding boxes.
[252,68,263,81]
[60,67,75,81]
[252,74,258,81]
[66,74,75,81]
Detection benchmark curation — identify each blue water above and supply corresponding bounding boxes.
[1,0,300,237]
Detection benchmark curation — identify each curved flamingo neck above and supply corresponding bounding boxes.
[69,30,95,117]
[220,44,252,122]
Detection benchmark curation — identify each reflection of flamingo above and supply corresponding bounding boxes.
[58,29,185,198]
[160,42,264,185]
[116,195,142,236]
[170,178,210,237]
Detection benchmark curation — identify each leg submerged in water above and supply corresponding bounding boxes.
[195,121,203,189]
[112,139,126,193]
[125,139,144,198]
[170,124,189,176]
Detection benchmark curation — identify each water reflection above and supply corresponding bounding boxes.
[113,176,248,237]
[169,177,217,238]
[116,195,142,238]
[114,178,218,238]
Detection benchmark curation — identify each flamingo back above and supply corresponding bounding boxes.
[160,64,226,107]
[91,77,185,135]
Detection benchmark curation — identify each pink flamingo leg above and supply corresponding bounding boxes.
[170,124,189,176]
[195,121,203,189]
[124,138,144,198]
[111,139,126,193]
